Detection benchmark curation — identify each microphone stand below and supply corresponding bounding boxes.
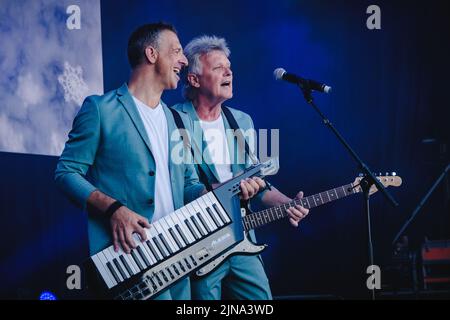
[299,82,399,300]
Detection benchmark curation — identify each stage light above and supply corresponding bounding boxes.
[39,291,57,300]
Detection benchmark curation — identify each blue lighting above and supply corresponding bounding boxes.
[39,291,57,300]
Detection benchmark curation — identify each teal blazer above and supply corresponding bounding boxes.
[172,101,257,183]
[171,101,267,241]
[55,84,205,254]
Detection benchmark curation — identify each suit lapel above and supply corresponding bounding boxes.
[116,83,154,158]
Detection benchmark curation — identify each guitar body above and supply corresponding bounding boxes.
[195,204,267,277]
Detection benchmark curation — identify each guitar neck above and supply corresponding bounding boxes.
[242,183,357,232]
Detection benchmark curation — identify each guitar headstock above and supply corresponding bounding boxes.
[352,172,402,195]
[260,157,280,177]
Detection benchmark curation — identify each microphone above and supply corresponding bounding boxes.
[274,68,332,93]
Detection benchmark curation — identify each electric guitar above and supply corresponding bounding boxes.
[195,173,402,277]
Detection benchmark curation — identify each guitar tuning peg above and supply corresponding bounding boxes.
[385,172,389,176]
[379,172,382,176]
[358,173,364,177]
[391,172,397,176]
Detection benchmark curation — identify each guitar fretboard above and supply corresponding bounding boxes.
[242,183,356,231]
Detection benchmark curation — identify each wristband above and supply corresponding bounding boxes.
[105,200,123,217]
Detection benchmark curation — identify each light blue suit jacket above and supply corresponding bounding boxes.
[172,101,267,241]
[55,84,205,255]
[172,101,256,182]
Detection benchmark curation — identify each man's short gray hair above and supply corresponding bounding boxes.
[183,35,230,100]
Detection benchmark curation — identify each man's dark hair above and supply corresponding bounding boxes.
[127,22,177,69]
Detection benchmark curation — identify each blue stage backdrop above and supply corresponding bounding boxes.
[1,0,449,299]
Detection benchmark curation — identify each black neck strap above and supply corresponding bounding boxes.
[221,106,252,159]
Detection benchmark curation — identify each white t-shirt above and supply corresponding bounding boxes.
[133,96,174,222]
[199,115,233,183]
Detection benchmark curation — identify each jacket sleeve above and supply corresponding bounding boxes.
[54,96,100,210]
[183,161,206,204]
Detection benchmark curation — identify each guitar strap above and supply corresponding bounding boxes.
[222,106,269,209]
[221,106,252,164]
[222,107,271,193]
